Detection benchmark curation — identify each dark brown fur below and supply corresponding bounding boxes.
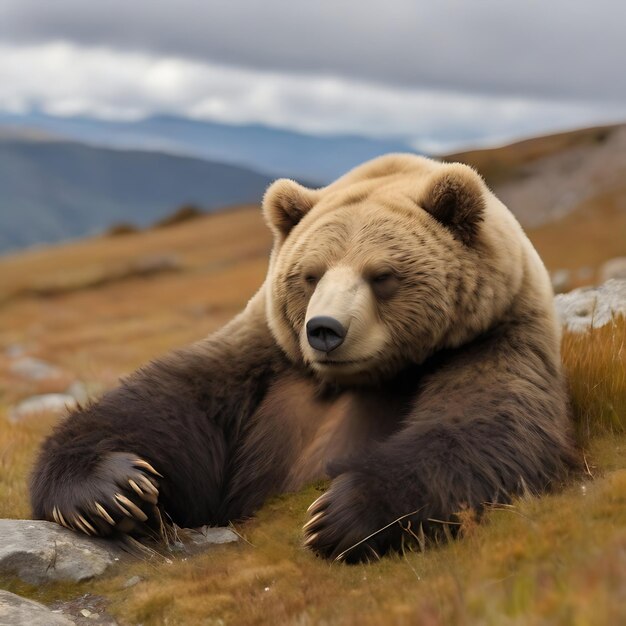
[30,291,577,558]
[30,155,578,563]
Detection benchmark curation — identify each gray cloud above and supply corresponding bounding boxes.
[0,1,624,150]
[1,41,622,153]
[0,0,625,103]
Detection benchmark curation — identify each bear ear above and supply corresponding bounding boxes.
[263,179,317,239]
[419,165,486,245]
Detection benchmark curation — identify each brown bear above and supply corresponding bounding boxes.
[31,154,577,562]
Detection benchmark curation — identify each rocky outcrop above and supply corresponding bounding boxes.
[9,356,63,381]
[177,525,239,548]
[0,518,241,587]
[555,279,626,332]
[0,520,124,584]
[9,393,79,422]
[0,519,240,624]
[5,348,89,422]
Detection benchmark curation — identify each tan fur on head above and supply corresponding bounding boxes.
[263,179,319,240]
[302,265,389,381]
[420,165,486,245]
[263,153,554,385]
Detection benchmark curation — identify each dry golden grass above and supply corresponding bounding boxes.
[527,192,626,286]
[0,204,625,624]
[563,317,626,440]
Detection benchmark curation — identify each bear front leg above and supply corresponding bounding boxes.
[304,323,579,562]
[31,291,285,537]
[304,409,577,563]
[30,367,231,538]
[32,445,162,537]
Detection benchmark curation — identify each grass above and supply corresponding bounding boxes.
[527,192,626,286]
[563,317,626,440]
[0,207,624,624]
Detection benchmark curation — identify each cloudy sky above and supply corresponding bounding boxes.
[0,0,624,150]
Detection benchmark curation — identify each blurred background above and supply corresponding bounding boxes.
[0,0,625,289]
[0,6,625,623]
[1,0,626,359]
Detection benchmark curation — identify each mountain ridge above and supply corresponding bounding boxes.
[0,138,273,255]
[0,111,415,182]
[1,116,625,256]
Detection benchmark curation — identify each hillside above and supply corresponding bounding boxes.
[448,123,626,227]
[0,207,623,625]
[1,120,625,261]
[0,139,273,254]
[0,111,414,183]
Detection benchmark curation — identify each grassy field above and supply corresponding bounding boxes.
[0,207,624,625]
[527,192,626,286]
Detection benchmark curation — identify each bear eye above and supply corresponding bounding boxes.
[372,272,393,283]
[304,273,319,285]
[369,270,399,299]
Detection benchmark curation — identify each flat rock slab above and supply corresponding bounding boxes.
[0,590,75,626]
[0,519,240,585]
[9,356,63,381]
[177,525,240,549]
[9,393,78,422]
[0,520,124,584]
[555,278,626,332]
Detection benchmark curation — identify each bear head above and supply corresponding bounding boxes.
[263,154,528,386]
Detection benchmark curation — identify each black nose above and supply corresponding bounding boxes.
[306,316,346,353]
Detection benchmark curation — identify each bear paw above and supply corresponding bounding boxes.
[48,452,162,537]
[303,473,398,563]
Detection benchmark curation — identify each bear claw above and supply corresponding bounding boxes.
[307,492,330,515]
[128,477,158,504]
[302,511,325,532]
[95,502,115,525]
[45,452,162,538]
[114,493,148,521]
[302,473,394,563]
[52,505,69,529]
[75,514,96,535]
[133,458,163,477]
[303,531,319,547]
[137,475,159,497]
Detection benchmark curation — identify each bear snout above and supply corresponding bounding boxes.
[306,316,346,353]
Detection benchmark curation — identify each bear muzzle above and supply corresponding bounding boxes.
[306,316,347,353]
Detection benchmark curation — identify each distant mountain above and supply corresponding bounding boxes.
[0,139,273,254]
[0,112,415,183]
[3,115,623,258]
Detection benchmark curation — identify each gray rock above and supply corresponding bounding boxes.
[0,520,124,584]
[9,393,78,422]
[187,526,240,546]
[4,344,25,358]
[122,575,143,589]
[9,356,63,380]
[166,525,240,555]
[555,279,626,332]
[0,590,75,626]
[600,257,626,282]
